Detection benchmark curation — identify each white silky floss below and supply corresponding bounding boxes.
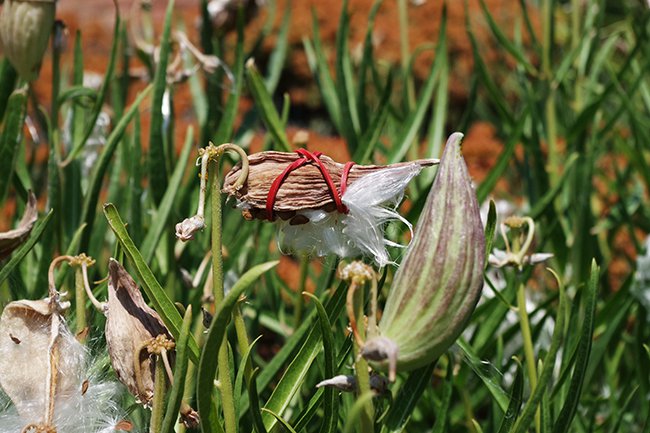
[276,163,423,267]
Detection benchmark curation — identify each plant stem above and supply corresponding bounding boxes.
[74,266,87,342]
[294,253,309,325]
[232,300,253,385]
[542,0,558,185]
[516,281,540,433]
[352,283,374,433]
[210,158,237,433]
[150,356,166,433]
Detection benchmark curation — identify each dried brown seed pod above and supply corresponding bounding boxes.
[0,0,56,81]
[105,259,173,406]
[222,151,437,222]
[223,150,438,266]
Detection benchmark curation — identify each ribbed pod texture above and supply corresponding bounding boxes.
[378,132,485,370]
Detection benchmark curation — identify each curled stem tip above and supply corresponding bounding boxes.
[176,143,249,242]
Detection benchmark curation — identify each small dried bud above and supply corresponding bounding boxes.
[316,374,356,392]
[0,0,56,81]
[105,259,174,405]
[315,373,388,394]
[175,215,205,241]
[370,133,486,372]
[0,191,38,261]
[180,405,200,428]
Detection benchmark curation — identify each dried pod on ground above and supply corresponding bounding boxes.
[105,259,173,406]
[0,0,56,81]
[0,191,38,261]
[366,133,485,372]
[223,150,437,266]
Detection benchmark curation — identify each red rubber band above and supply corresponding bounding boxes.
[340,161,355,196]
[265,150,355,221]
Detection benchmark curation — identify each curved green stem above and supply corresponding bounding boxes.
[516,281,539,433]
[352,283,374,433]
[150,356,167,433]
[294,253,309,325]
[74,267,87,342]
[210,157,237,433]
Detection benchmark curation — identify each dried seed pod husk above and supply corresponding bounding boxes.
[105,259,173,406]
[369,132,485,371]
[0,0,56,81]
[0,191,38,260]
[223,151,437,266]
[222,151,437,221]
[0,296,84,425]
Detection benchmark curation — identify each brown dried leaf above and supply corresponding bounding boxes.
[104,259,173,406]
[222,151,437,221]
[0,191,38,260]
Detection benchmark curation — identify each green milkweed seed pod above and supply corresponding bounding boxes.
[363,132,485,374]
[0,0,56,82]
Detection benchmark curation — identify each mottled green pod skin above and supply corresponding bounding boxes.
[376,132,485,371]
[0,0,56,82]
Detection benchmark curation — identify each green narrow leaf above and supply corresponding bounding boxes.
[511,278,568,433]
[478,0,536,75]
[304,293,337,433]
[245,61,291,152]
[141,126,194,263]
[129,112,143,245]
[458,339,510,412]
[239,280,347,418]
[497,360,524,433]
[432,360,454,433]
[103,202,200,362]
[248,368,269,433]
[234,335,262,421]
[0,210,53,286]
[63,7,120,165]
[261,294,338,431]
[355,70,393,164]
[476,112,527,202]
[382,363,436,433]
[387,9,447,164]
[214,11,244,144]
[161,305,193,433]
[264,1,291,93]
[334,0,361,152]
[0,59,18,121]
[80,85,153,252]
[148,0,174,203]
[483,200,497,268]
[197,261,279,433]
[553,261,599,433]
[262,408,299,433]
[305,8,341,130]
[344,393,376,433]
[0,87,27,202]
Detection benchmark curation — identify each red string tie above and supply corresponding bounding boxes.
[266,149,355,221]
